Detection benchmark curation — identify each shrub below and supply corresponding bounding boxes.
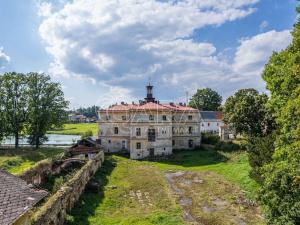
[214,141,240,152]
[201,133,220,145]
[247,134,275,183]
[81,130,93,139]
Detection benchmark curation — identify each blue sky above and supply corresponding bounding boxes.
[0,0,297,108]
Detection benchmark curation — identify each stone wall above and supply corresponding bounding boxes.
[30,151,105,225]
[19,159,55,185]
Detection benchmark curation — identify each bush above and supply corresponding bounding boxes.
[201,133,220,145]
[81,130,93,139]
[247,134,275,183]
[214,141,240,152]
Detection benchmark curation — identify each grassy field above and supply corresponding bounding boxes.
[0,148,64,174]
[66,148,263,225]
[48,123,98,136]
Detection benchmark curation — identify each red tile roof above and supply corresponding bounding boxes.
[101,102,198,112]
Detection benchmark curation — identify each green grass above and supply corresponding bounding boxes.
[66,157,184,225]
[66,148,261,225]
[0,148,64,174]
[48,123,98,136]
[151,149,258,198]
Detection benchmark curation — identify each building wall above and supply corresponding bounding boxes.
[99,110,201,159]
[200,120,224,133]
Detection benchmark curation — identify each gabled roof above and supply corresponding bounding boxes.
[200,111,223,120]
[0,170,48,225]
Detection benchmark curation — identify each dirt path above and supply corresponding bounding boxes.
[165,171,265,225]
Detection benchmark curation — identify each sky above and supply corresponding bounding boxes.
[0,0,298,109]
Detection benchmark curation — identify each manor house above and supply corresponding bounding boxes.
[98,84,201,159]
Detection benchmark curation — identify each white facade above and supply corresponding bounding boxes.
[199,111,223,133]
[98,103,201,159]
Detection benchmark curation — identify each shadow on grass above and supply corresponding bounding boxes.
[150,147,228,168]
[65,157,117,225]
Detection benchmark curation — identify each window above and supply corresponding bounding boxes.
[202,123,204,127]
[106,115,110,120]
[188,126,193,134]
[188,115,193,120]
[148,129,156,142]
[149,115,154,120]
[172,116,175,121]
[122,115,126,121]
[208,123,210,127]
[162,115,167,121]
[114,127,119,134]
[172,127,175,134]
[188,140,193,148]
[136,128,141,136]
[217,123,219,126]
[163,147,166,151]
[136,142,141,149]
[99,139,101,145]
[108,140,111,144]
[172,140,175,146]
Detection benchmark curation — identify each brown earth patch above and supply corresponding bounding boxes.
[165,171,265,225]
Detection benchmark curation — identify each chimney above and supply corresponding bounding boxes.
[170,102,174,106]
[179,102,183,106]
[121,102,125,105]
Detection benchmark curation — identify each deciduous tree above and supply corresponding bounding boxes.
[26,73,68,148]
[1,72,28,148]
[189,88,222,111]
[222,88,274,137]
[258,6,300,224]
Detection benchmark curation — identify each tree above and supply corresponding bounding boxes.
[26,73,68,148]
[77,105,100,118]
[258,6,300,224]
[1,72,28,148]
[0,76,6,142]
[189,88,222,111]
[223,88,274,137]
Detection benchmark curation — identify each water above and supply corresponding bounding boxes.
[1,134,81,146]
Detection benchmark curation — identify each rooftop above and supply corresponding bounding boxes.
[101,102,198,112]
[0,170,48,225]
[200,111,223,120]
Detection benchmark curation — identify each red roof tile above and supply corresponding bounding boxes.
[101,102,199,112]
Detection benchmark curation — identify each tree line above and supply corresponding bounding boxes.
[0,72,68,148]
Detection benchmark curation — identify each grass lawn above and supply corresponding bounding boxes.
[48,123,98,136]
[0,147,64,174]
[66,148,263,225]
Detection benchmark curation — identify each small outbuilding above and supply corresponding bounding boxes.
[66,138,102,160]
[0,170,48,225]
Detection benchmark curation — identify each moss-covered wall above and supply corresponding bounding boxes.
[30,151,104,225]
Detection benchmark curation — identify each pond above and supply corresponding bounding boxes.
[1,134,81,146]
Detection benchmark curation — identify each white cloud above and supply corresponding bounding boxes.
[37,1,53,17]
[233,30,292,76]
[259,20,268,32]
[0,47,10,68]
[39,0,286,106]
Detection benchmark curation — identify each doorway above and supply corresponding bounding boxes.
[149,148,155,157]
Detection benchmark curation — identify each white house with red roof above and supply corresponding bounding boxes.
[98,84,201,159]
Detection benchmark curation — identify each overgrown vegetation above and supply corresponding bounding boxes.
[221,5,300,224]
[48,123,98,136]
[66,148,261,225]
[0,147,64,174]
